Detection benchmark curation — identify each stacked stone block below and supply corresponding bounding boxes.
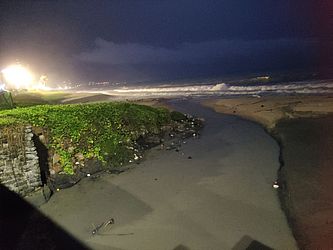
[0,125,42,196]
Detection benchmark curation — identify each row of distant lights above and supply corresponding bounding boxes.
[1,64,49,91]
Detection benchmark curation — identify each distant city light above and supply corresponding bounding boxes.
[1,64,34,90]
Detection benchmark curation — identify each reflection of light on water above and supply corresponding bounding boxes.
[112,83,228,94]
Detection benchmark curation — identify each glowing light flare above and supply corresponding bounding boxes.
[1,64,34,90]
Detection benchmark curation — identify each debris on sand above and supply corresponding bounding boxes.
[91,218,115,235]
[272,181,279,189]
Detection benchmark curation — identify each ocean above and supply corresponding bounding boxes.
[84,77,333,99]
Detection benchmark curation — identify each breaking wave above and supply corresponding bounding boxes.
[88,79,333,98]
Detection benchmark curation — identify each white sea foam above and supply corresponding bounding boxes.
[87,79,333,98]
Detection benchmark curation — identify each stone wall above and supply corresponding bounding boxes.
[0,125,42,196]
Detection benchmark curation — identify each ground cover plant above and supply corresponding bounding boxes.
[0,102,175,174]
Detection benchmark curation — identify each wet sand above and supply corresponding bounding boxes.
[275,116,333,250]
[40,100,296,250]
[204,95,333,249]
[203,95,333,129]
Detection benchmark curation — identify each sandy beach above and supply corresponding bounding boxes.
[204,95,333,249]
[203,95,333,130]
[2,1,332,249]
[39,100,296,250]
[275,116,333,249]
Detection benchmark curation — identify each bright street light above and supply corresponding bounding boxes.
[1,64,34,90]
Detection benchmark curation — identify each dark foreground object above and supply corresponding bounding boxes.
[0,184,88,250]
[232,235,273,250]
[276,115,333,249]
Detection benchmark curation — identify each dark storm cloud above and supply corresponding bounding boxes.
[76,38,316,65]
[0,0,328,82]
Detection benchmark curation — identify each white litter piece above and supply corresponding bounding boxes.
[272,181,279,189]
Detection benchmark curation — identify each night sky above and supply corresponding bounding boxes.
[0,0,332,84]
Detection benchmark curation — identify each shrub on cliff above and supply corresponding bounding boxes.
[0,102,172,174]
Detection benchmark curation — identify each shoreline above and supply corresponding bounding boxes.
[274,116,333,249]
[3,91,320,248]
[202,95,333,129]
[39,99,296,249]
[203,95,333,249]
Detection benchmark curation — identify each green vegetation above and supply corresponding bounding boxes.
[5,90,111,108]
[170,111,187,122]
[0,102,172,174]
[0,91,14,109]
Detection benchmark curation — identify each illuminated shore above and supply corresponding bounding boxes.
[202,95,333,129]
[39,99,297,249]
[6,90,330,248]
[203,95,333,249]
